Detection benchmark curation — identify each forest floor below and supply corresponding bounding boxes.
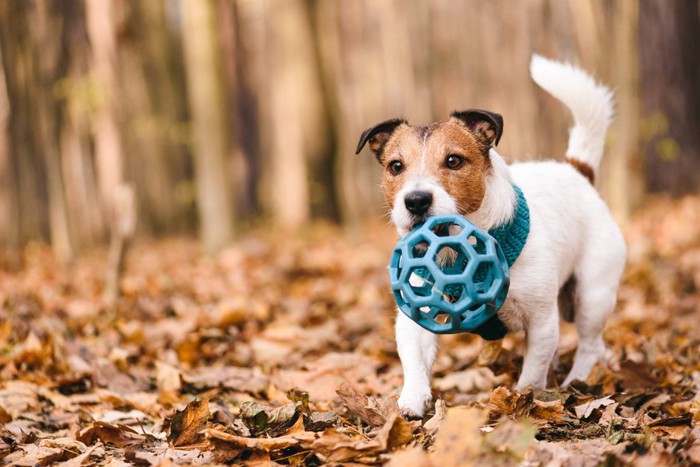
[1,196,700,466]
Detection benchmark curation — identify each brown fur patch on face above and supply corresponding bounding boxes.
[565,157,595,184]
[379,119,490,214]
[379,125,422,210]
[429,121,490,214]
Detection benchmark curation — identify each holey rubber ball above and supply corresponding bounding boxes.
[389,214,510,334]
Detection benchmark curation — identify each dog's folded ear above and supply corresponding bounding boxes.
[450,109,503,147]
[355,118,407,161]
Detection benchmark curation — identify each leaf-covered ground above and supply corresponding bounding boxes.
[1,197,699,466]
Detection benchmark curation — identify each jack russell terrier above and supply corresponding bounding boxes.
[355,55,626,419]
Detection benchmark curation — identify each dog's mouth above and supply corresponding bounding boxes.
[407,215,428,231]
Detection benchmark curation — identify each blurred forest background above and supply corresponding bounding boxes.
[0,0,699,260]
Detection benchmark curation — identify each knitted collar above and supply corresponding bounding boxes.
[471,184,530,341]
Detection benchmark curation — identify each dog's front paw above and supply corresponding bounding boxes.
[398,388,432,420]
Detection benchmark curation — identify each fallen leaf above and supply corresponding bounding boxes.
[311,428,381,462]
[530,398,568,423]
[375,412,415,450]
[488,386,532,418]
[478,339,503,367]
[387,446,431,467]
[183,366,269,394]
[423,399,447,435]
[0,405,11,423]
[55,445,104,467]
[575,396,615,419]
[336,382,387,427]
[484,418,537,461]
[156,361,182,403]
[208,427,317,451]
[430,407,486,465]
[2,443,65,466]
[0,381,40,418]
[168,398,211,447]
[434,368,503,393]
[305,411,337,432]
[77,421,145,448]
[239,401,298,436]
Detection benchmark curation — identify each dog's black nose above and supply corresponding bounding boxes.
[404,191,433,215]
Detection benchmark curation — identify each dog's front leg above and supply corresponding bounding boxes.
[395,310,437,419]
[515,304,559,391]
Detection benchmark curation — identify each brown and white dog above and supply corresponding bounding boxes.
[356,55,626,418]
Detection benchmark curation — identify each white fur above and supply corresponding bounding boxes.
[394,56,626,418]
[530,54,614,172]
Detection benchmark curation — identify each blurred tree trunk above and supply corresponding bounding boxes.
[304,0,340,222]
[0,1,47,247]
[58,1,104,249]
[181,0,235,253]
[261,0,317,229]
[218,0,259,219]
[0,0,77,260]
[32,1,74,261]
[118,0,192,235]
[85,0,124,219]
[639,0,700,194]
[0,46,14,252]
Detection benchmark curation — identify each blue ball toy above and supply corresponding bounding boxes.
[389,214,510,334]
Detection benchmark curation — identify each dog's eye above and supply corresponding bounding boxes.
[387,160,404,175]
[445,154,466,170]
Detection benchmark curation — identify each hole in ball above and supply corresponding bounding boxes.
[432,222,463,237]
[434,244,469,275]
[412,240,429,258]
[433,312,452,325]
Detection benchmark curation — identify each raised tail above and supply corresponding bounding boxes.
[529,54,613,184]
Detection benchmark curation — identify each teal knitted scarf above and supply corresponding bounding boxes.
[488,184,530,268]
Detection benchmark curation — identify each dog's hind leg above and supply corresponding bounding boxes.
[562,287,614,386]
[562,242,625,386]
[516,302,560,391]
[396,310,437,419]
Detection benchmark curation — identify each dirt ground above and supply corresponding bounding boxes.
[1,196,699,466]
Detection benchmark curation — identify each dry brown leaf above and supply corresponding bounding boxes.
[0,404,11,423]
[650,425,689,441]
[430,407,486,466]
[156,361,182,404]
[530,399,568,423]
[311,428,381,462]
[375,412,416,450]
[0,381,40,418]
[12,332,50,368]
[423,398,447,435]
[55,445,104,467]
[239,401,298,436]
[478,339,503,367]
[1,443,65,466]
[336,382,387,427]
[434,368,502,393]
[208,427,317,451]
[77,421,145,448]
[487,386,531,417]
[484,418,537,461]
[387,446,431,467]
[168,398,211,447]
[182,366,269,394]
[575,395,616,419]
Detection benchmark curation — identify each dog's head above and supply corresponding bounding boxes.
[356,110,504,234]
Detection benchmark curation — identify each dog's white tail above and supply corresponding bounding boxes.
[530,54,613,182]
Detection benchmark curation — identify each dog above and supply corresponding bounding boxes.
[355,55,627,419]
